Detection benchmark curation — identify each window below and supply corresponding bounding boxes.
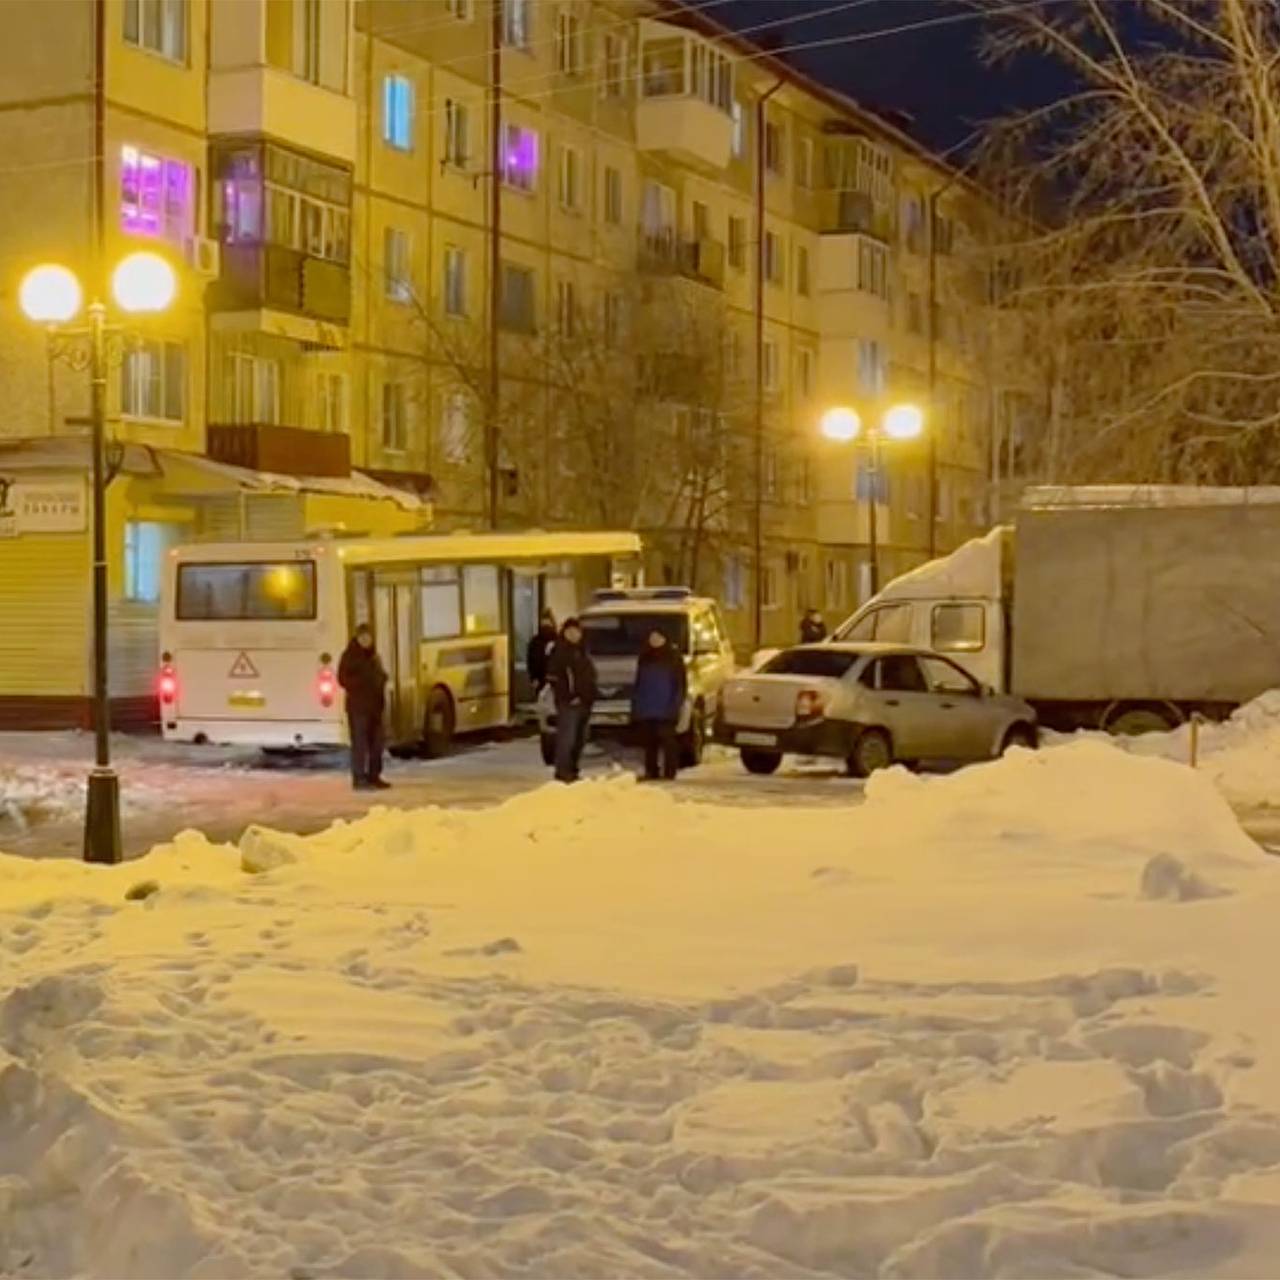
[382,380,409,451]
[641,37,685,97]
[444,99,469,167]
[463,565,502,634]
[443,245,468,317]
[124,521,178,604]
[762,562,781,611]
[904,193,925,252]
[798,457,813,504]
[906,471,925,520]
[764,230,784,285]
[421,566,462,639]
[731,100,746,159]
[177,562,317,621]
[798,136,815,189]
[501,124,539,192]
[840,602,912,643]
[723,328,743,378]
[440,391,472,465]
[558,146,582,212]
[933,211,955,255]
[316,370,347,433]
[723,556,746,610]
[603,290,624,347]
[856,460,889,504]
[502,0,531,49]
[445,0,471,19]
[603,166,623,224]
[728,216,747,270]
[556,279,577,337]
[225,352,280,424]
[384,226,411,302]
[556,8,584,76]
[120,147,192,245]
[602,32,627,99]
[872,654,928,692]
[691,200,710,242]
[123,0,186,62]
[857,338,885,396]
[500,262,537,333]
[382,75,414,151]
[122,340,185,422]
[796,245,811,296]
[906,291,924,335]
[920,656,980,697]
[763,447,778,499]
[688,41,732,110]
[931,604,986,654]
[824,558,846,611]
[762,340,780,391]
[764,120,785,176]
[857,240,889,298]
[798,348,815,397]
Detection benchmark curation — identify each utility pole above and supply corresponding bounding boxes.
[486,0,503,529]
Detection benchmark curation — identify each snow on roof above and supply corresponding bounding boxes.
[1023,484,1280,509]
[876,526,1009,603]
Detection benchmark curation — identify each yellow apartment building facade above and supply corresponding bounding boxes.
[0,0,1016,724]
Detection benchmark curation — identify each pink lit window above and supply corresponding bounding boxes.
[121,145,191,244]
[500,125,538,193]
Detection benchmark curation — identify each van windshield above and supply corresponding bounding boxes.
[581,613,689,656]
[176,562,317,621]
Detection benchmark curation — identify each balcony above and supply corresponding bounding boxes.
[636,22,734,171]
[821,189,895,242]
[211,244,351,326]
[207,423,351,479]
[638,233,726,289]
[208,66,357,165]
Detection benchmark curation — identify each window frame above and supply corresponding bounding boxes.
[930,602,986,654]
[502,0,532,50]
[176,561,318,623]
[603,165,623,225]
[121,338,186,424]
[443,98,470,168]
[500,123,539,193]
[381,379,410,453]
[124,519,179,604]
[556,7,584,77]
[382,74,415,153]
[558,144,583,213]
[316,369,348,434]
[443,244,468,317]
[122,0,187,64]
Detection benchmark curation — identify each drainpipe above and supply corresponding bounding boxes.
[486,0,503,529]
[753,78,782,651]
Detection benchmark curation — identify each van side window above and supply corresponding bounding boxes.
[931,603,984,653]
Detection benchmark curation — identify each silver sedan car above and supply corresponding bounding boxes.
[715,643,1038,776]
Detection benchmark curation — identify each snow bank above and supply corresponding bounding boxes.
[2,745,1280,1278]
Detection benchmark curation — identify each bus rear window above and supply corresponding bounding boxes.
[176,562,317,621]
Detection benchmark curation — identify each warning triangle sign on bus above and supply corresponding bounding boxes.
[228,651,260,679]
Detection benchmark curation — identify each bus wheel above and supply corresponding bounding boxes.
[422,687,456,758]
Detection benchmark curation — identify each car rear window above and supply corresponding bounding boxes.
[761,649,859,678]
[581,612,689,656]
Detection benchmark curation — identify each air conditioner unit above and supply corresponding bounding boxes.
[185,234,221,278]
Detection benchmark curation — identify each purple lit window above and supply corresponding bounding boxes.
[121,145,191,244]
[501,125,538,193]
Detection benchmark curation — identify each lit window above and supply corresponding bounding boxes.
[444,99,469,167]
[124,521,179,604]
[121,340,185,422]
[385,226,412,302]
[120,146,191,245]
[123,0,186,62]
[382,381,409,452]
[444,245,468,317]
[383,75,414,151]
[501,125,539,192]
[502,0,531,49]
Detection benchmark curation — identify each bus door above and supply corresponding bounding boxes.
[373,573,421,745]
[510,568,540,711]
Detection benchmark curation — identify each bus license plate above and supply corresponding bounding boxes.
[736,731,776,747]
[228,691,266,708]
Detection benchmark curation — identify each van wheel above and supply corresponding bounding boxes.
[1000,723,1038,755]
[679,704,706,768]
[539,733,555,766]
[848,728,893,778]
[422,687,456,758]
[740,748,782,776]
[1105,705,1180,737]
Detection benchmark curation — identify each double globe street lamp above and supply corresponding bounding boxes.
[820,403,925,598]
[19,252,178,864]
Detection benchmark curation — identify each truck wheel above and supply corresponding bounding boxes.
[1105,706,1179,737]
[679,705,706,768]
[1000,723,1038,755]
[740,748,782,775]
[422,687,456,758]
[539,733,555,766]
[847,728,893,778]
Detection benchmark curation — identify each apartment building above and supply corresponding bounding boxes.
[0,0,1013,722]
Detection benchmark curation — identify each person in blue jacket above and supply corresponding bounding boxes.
[631,627,688,780]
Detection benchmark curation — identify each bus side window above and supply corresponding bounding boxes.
[421,566,461,639]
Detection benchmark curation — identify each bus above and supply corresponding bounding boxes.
[158,530,641,753]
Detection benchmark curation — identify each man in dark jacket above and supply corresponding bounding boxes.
[800,608,828,644]
[526,609,557,693]
[546,617,597,783]
[338,623,390,791]
[631,628,688,780]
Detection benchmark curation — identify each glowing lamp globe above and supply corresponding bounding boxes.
[19,264,82,324]
[883,403,925,441]
[112,252,177,314]
[820,406,862,443]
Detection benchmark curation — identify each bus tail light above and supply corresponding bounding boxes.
[317,667,337,708]
[158,664,178,705]
[795,689,825,720]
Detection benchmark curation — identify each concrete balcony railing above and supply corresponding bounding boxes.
[636,96,733,172]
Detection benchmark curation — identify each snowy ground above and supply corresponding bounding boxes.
[4,740,1280,1278]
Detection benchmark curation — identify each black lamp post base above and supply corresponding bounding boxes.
[84,768,123,864]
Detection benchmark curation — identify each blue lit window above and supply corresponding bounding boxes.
[125,521,179,604]
[383,75,414,152]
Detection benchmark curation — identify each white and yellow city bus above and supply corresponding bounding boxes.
[158,530,641,752]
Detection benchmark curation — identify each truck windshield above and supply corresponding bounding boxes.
[761,649,859,678]
[582,613,689,656]
[176,562,317,621]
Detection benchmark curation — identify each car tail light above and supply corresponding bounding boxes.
[795,689,825,720]
[158,664,178,705]
[317,666,337,708]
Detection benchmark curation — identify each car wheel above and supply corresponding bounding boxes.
[539,733,556,766]
[740,748,782,776]
[847,728,893,778]
[1000,723,1038,755]
[422,687,456,758]
[679,705,706,768]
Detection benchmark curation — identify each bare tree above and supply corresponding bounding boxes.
[977,0,1280,486]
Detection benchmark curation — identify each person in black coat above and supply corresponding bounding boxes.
[800,608,828,644]
[526,609,557,693]
[545,617,597,783]
[338,623,390,791]
[631,628,688,780]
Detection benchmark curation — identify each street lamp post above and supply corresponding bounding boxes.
[20,252,177,864]
[821,403,924,599]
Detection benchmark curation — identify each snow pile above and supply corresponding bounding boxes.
[0,763,171,833]
[3,746,1280,1278]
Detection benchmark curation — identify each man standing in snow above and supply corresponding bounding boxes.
[338,623,390,792]
[631,628,688,781]
[526,609,557,694]
[546,617,597,783]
